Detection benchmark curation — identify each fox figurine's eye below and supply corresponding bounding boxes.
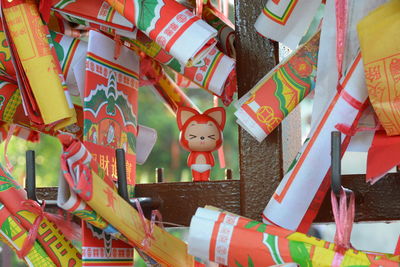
[208,134,216,140]
[189,134,197,140]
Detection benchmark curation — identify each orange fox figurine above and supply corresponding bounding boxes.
[177,107,226,181]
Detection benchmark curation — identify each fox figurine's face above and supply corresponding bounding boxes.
[177,107,226,152]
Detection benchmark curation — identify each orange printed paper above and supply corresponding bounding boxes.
[357,0,400,136]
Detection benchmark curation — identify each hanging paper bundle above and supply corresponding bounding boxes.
[0,164,81,266]
[263,55,369,232]
[51,0,137,39]
[0,202,56,266]
[140,54,199,115]
[104,0,218,65]
[59,134,194,266]
[188,207,400,266]
[254,0,322,49]
[235,32,320,142]
[1,0,76,130]
[123,31,236,105]
[83,30,138,185]
[357,0,400,136]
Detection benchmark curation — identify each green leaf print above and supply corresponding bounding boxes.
[234,256,255,267]
[0,175,18,192]
[289,241,312,267]
[244,220,260,229]
[138,0,162,32]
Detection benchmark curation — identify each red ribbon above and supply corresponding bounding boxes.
[334,0,348,82]
[4,124,16,174]
[16,200,80,259]
[39,0,52,24]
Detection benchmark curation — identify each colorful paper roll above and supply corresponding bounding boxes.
[263,54,369,232]
[123,31,236,104]
[59,134,194,266]
[189,207,400,266]
[0,203,55,266]
[357,0,400,136]
[235,32,320,142]
[0,164,81,266]
[2,0,76,129]
[105,0,217,64]
[255,0,322,49]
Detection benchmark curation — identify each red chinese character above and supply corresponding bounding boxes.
[365,65,381,82]
[170,23,178,31]
[390,58,400,83]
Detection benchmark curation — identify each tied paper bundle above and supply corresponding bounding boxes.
[123,31,236,105]
[1,0,76,130]
[104,0,218,65]
[59,134,195,266]
[0,122,40,144]
[0,202,55,266]
[0,164,81,266]
[263,55,369,232]
[188,207,400,266]
[255,0,322,49]
[51,0,137,39]
[141,55,199,115]
[83,30,139,185]
[357,0,400,136]
[235,32,320,142]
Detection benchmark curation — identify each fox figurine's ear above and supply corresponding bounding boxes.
[177,107,200,130]
[204,107,226,129]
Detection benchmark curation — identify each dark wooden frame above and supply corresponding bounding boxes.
[37,0,400,226]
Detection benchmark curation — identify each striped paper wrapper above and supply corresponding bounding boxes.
[263,54,369,232]
[235,32,320,143]
[2,0,76,129]
[0,164,81,266]
[83,30,138,185]
[0,203,55,267]
[0,23,16,79]
[59,134,194,266]
[123,32,236,104]
[189,207,400,266]
[255,0,321,49]
[51,0,137,39]
[141,55,198,115]
[358,0,400,136]
[105,0,217,64]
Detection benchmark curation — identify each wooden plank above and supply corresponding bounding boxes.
[235,0,283,220]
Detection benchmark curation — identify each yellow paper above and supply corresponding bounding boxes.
[3,0,76,128]
[357,0,400,136]
[87,171,194,267]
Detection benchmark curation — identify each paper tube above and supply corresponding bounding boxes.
[105,0,217,64]
[0,164,81,266]
[255,0,321,49]
[2,0,76,129]
[188,207,400,266]
[263,54,369,232]
[235,32,320,142]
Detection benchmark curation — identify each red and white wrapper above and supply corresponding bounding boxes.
[255,0,321,49]
[263,54,368,232]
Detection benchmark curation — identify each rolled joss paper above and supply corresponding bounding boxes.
[0,79,84,138]
[0,23,16,79]
[357,0,400,136]
[235,32,320,142]
[0,203,55,266]
[123,32,236,104]
[3,0,76,129]
[202,4,235,59]
[59,134,194,267]
[51,0,137,39]
[189,208,400,266]
[51,30,88,106]
[105,0,217,64]
[255,0,321,49]
[141,55,199,114]
[83,30,138,185]
[263,54,369,232]
[0,164,82,266]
